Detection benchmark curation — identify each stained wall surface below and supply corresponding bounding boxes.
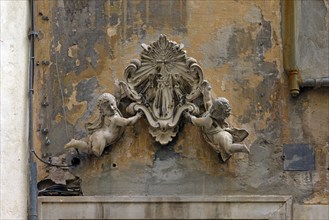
[33,0,328,210]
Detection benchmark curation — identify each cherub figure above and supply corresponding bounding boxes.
[65,93,142,157]
[184,97,249,162]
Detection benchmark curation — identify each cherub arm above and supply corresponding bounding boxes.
[201,80,213,111]
[112,112,143,127]
[184,111,212,129]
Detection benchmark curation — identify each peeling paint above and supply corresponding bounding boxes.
[68,45,78,58]
[33,0,328,204]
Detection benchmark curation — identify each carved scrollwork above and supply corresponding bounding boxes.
[64,35,250,162]
[118,35,249,161]
[120,34,203,144]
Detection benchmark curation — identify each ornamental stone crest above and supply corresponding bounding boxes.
[119,35,202,144]
[65,35,249,162]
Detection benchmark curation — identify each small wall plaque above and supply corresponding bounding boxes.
[283,144,315,171]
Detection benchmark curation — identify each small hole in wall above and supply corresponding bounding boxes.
[112,163,117,168]
[71,157,81,166]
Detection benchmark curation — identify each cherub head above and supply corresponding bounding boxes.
[97,93,118,116]
[86,93,120,133]
[210,97,232,120]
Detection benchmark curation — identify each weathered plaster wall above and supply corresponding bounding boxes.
[283,0,329,205]
[33,0,328,211]
[0,0,29,219]
[297,0,329,78]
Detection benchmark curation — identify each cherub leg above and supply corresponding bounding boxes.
[64,139,90,154]
[214,131,249,154]
[228,143,250,154]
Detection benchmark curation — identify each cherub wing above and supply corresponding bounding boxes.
[225,128,249,143]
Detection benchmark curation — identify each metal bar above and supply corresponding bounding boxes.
[302,77,329,89]
[282,1,329,96]
[28,0,37,219]
[282,0,297,71]
[282,0,302,96]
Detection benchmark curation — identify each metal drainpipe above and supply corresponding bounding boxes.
[302,78,329,88]
[282,0,329,97]
[28,0,38,219]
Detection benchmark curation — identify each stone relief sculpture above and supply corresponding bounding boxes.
[65,93,142,157]
[119,35,202,144]
[184,97,249,162]
[200,80,213,111]
[64,35,249,162]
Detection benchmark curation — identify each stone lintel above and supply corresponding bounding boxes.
[38,195,292,219]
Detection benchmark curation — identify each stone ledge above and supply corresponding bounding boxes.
[38,195,292,219]
[293,204,329,220]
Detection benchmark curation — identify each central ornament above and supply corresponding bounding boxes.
[120,35,203,144]
[65,35,250,162]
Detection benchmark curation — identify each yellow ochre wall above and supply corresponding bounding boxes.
[32,0,328,208]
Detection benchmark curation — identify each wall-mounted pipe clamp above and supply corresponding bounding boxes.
[289,69,301,97]
[28,30,41,40]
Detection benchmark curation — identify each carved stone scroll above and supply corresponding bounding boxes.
[120,35,202,144]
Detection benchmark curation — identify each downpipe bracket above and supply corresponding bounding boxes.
[288,69,329,97]
[28,30,41,40]
[288,69,302,97]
